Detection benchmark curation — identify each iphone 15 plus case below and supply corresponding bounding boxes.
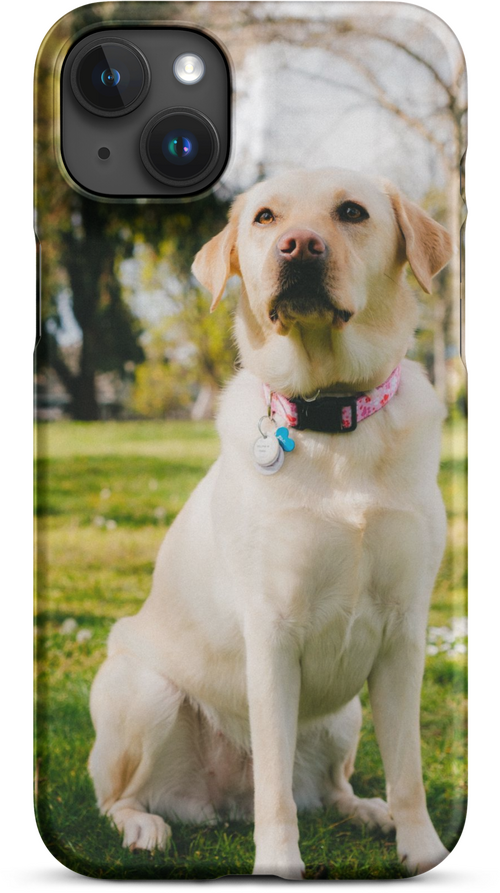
[35,1,467,880]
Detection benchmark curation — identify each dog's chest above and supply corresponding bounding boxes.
[274,505,389,716]
[243,437,425,716]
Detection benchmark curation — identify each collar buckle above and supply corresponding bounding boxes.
[294,394,358,434]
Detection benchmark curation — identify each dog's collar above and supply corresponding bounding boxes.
[263,365,401,434]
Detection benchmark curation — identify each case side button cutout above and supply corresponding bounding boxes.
[30,225,42,353]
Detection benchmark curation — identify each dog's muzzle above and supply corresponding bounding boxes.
[269,228,353,331]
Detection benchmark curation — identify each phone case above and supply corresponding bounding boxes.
[35,1,467,880]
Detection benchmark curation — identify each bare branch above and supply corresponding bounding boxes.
[333,49,447,157]
[347,27,456,103]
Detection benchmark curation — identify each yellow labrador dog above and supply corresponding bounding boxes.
[89,169,453,878]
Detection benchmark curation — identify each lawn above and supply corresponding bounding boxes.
[34,418,467,879]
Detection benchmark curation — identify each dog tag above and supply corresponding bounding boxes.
[253,434,281,467]
[254,441,285,475]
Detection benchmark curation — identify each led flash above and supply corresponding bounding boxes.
[173,53,205,85]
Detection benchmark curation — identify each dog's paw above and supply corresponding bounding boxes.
[350,797,395,835]
[333,793,395,835]
[254,828,305,879]
[397,824,449,875]
[253,858,306,880]
[121,812,171,852]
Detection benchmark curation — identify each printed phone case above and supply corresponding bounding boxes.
[35,2,467,880]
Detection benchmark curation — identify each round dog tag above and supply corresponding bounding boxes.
[253,434,281,467]
[254,442,285,475]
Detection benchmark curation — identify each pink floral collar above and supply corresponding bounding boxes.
[263,365,401,434]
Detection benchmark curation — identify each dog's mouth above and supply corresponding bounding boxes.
[269,301,353,331]
[269,278,353,334]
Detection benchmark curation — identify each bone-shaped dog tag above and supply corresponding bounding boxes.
[275,426,295,452]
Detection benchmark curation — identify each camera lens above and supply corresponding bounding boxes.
[70,39,150,117]
[101,68,121,86]
[162,130,198,165]
[140,108,219,186]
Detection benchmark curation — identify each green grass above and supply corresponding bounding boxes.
[34,419,467,879]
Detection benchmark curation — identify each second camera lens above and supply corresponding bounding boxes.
[140,108,219,186]
[162,130,199,165]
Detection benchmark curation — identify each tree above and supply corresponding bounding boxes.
[38,201,146,420]
[130,283,237,419]
[125,216,239,419]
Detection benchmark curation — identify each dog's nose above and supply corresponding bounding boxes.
[277,229,327,261]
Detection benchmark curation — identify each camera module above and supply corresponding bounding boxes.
[62,28,230,196]
[140,108,220,186]
[70,38,150,117]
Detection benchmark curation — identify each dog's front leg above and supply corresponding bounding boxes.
[245,615,304,879]
[368,631,449,875]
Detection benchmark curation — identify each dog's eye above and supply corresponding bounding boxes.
[337,202,369,223]
[254,209,275,225]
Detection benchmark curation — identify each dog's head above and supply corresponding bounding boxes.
[193,169,452,394]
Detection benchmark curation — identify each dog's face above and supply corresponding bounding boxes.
[216,171,404,336]
[193,169,452,393]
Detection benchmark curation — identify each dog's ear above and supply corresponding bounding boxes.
[192,196,244,311]
[389,188,453,294]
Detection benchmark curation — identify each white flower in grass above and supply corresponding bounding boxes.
[427,616,468,659]
[149,479,159,491]
[452,617,468,637]
[429,626,449,641]
[154,506,166,520]
[100,488,112,500]
[76,629,92,644]
[451,642,467,655]
[94,516,117,530]
[60,618,78,635]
